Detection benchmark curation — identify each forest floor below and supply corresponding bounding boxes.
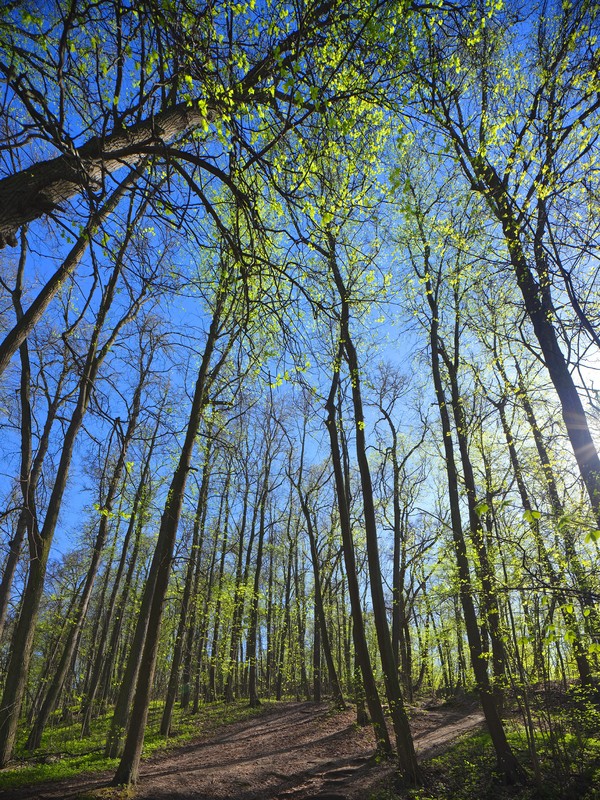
[0,699,485,800]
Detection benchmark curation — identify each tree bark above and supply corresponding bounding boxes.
[327,238,419,784]
[0,104,216,248]
[0,167,142,377]
[325,343,392,757]
[112,274,230,785]
[0,220,145,766]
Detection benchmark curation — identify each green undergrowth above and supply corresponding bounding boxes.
[364,686,600,800]
[0,699,275,792]
[396,725,600,800]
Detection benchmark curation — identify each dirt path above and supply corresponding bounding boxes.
[0,701,484,800]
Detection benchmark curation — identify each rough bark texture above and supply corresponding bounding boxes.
[0,103,216,248]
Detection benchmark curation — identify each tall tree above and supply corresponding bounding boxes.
[112,249,242,784]
[0,210,153,766]
[409,0,600,525]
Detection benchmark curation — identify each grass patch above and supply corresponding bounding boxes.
[0,699,276,792]
[400,723,600,800]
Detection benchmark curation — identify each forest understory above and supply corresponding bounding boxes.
[1,689,599,800]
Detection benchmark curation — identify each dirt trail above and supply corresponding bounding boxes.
[0,701,484,800]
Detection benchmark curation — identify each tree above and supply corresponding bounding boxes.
[112,251,239,783]
[0,0,399,372]
[0,206,154,766]
[409,0,600,525]
[325,233,420,784]
[25,325,154,751]
[396,163,525,781]
[371,363,428,701]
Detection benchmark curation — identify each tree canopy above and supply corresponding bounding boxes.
[1,1,600,796]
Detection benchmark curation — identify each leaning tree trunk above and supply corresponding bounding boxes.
[0,221,146,766]
[472,160,600,526]
[112,274,231,785]
[510,358,600,641]
[0,335,69,643]
[26,366,146,751]
[0,102,217,249]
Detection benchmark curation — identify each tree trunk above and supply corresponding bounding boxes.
[439,339,508,703]
[474,161,600,525]
[81,409,161,736]
[0,223,144,766]
[0,102,217,249]
[298,490,345,708]
[101,492,154,755]
[160,448,212,735]
[248,467,271,708]
[494,397,592,685]
[0,230,32,642]
[224,472,251,703]
[26,369,146,751]
[426,261,524,783]
[207,479,230,702]
[112,277,230,785]
[327,238,419,783]
[0,168,142,377]
[325,345,392,757]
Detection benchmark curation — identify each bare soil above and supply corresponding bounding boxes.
[0,701,484,800]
